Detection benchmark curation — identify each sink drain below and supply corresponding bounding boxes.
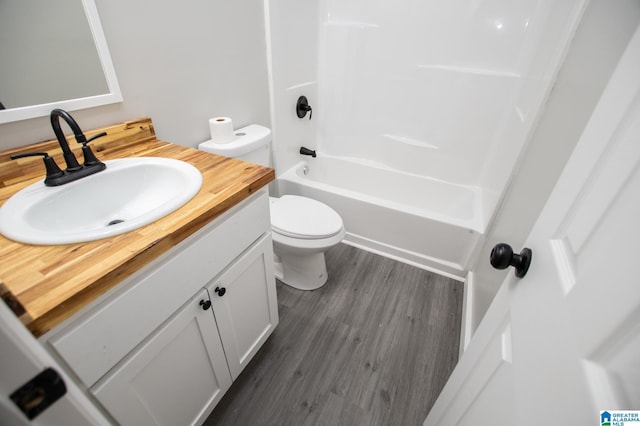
[107,219,125,226]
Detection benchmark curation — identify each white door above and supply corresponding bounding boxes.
[0,301,109,425]
[425,24,640,425]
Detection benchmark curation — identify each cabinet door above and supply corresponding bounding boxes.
[208,234,279,380]
[92,289,232,426]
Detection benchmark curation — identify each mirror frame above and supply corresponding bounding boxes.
[0,0,122,124]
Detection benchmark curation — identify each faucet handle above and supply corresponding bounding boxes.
[296,96,313,120]
[10,152,64,185]
[80,132,107,167]
[85,131,107,145]
[81,145,104,167]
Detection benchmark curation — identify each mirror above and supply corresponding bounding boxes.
[0,0,122,124]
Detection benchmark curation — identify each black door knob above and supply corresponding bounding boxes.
[214,286,226,297]
[199,299,211,310]
[490,243,532,278]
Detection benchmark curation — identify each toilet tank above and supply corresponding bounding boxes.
[198,124,271,167]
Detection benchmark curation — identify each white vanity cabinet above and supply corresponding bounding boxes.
[92,289,232,425]
[43,189,278,425]
[207,234,278,380]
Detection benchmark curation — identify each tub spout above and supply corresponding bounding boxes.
[300,147,316,158]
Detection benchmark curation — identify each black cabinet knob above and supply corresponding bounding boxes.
[199,299,211,310]
[490,243,532,278]
[215,287,226,297]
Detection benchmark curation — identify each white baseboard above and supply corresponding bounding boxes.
[342,232,466,282]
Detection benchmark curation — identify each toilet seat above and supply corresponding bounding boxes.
[270,195,343,240]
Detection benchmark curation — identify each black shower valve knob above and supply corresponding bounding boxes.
[296,96,313,119]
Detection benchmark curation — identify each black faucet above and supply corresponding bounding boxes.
[300,146,316,158]
[50,109,107,171]
[51,109,83,171]
[11,109,107,186]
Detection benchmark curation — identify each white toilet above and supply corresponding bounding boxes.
[199,124,345,290]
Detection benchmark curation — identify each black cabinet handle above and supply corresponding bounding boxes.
[214,287,226,297]
[199,299,211,310]
[490,243,532,278]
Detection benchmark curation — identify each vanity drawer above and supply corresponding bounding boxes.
[48,189,270,388]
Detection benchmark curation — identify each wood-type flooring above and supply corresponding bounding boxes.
[205,243,463,426]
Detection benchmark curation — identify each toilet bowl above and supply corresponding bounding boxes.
[270,195,345,290]
[198,124,345,290]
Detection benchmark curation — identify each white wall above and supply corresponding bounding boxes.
[468,0,640,333]
[265,0,319,175]
[0,0,271,151]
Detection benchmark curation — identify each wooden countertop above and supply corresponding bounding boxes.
[0,118,274,337]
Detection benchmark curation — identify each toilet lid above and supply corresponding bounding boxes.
[270,195,343,239]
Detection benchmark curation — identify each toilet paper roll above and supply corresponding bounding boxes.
[209,117,235,143]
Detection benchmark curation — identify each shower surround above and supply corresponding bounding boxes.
[266,0,586,277]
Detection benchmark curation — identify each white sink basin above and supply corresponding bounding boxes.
[0,157,202,245]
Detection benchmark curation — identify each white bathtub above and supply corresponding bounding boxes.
[276,156,487,279]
